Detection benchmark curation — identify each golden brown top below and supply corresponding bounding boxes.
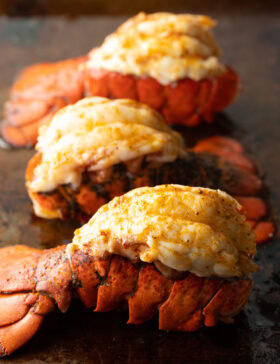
[28,97,186,192]
[86,12,225,84]
[69,185,257,278]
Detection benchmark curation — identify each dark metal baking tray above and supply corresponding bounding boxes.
[0,10,279,363]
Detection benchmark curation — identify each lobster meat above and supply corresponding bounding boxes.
[25,98,273,243]
[1,12,239,147]
[0,185,256,356]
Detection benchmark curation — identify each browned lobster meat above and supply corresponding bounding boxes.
[0,185,256,356]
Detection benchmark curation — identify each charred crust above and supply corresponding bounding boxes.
[140,153,223,190]
[31,151,246,220]
[59,185,80,213]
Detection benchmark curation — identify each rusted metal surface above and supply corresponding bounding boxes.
[0,11,279,363]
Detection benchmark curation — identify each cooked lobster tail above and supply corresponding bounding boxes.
[0,244,252,357]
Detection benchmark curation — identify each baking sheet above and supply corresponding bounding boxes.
[0,13,280,363]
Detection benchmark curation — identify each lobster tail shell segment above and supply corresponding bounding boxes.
[0,245,41,292]
[35,246,73,312]
[127,264,173,325]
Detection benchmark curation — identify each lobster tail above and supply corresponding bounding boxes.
[0,243,252,356]
[1,13,240,147]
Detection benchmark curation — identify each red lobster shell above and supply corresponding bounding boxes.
[0,244,252,357]
[1,63,238,147]
[85,66,239,127]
